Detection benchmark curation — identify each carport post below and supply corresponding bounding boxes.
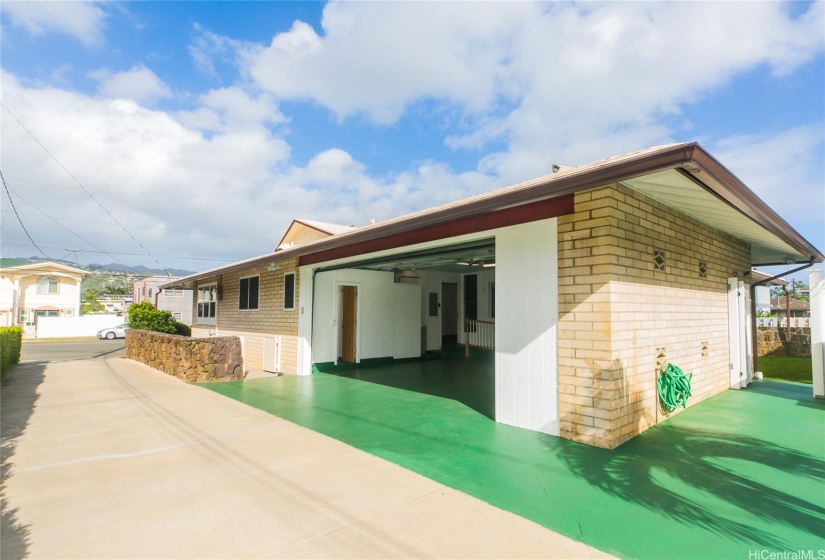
[810,269,824,399]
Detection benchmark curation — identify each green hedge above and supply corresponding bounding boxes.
[173,321,191,337]
[1,326,23,379]
[127,301,177,334]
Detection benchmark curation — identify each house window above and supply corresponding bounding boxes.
[37,276,58,295]
[148,288,153,299]
[64,309,74,318]
[197,284,217,323]
[19,309,28,323]
[284,273,295,310]
[172,312,182,321]
[239,276,259,311]
[164,288,183,297]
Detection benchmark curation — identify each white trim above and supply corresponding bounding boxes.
[196,283,217,326]
[37,275,59,295]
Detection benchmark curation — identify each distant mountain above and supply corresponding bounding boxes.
[92,263,196,277]
[0,257,194,277]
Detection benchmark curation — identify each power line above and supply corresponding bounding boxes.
[0,169,50,259]
[5,186,142,273]
[1,101,172,277]
[0,241,235,262]
[0,201,10,228]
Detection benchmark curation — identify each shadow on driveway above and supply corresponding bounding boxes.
[1,361,47,560]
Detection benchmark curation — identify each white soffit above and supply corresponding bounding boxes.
[622,170,805,265]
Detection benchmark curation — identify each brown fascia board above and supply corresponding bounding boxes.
[293,143,700,259]
[687,148,823,264]
[161,141,821,289]
[161,144,702,289]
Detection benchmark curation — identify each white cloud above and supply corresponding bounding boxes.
[1,0,107,47]
[246,1,825,183]
[2,2,823,270]
[712,125,825,229]
[0,70,494,270]
[89,65,172,105]
[189,22,257,79]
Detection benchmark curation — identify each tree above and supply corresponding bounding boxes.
[81,290,105,315]
[770,280,810,302]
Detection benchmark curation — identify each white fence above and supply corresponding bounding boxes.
[37,315,123,338]
[465,318,495,356]
[756,317,811,328]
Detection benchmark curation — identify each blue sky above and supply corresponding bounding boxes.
[0,1,823,279]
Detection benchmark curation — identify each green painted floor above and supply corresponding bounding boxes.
[198,354,825,560]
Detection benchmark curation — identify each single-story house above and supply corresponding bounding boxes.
[751,269,787,316]
[162,142,823,449]
[770,296,811,320]
[0,262,86,330]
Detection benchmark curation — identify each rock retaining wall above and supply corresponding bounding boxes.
[757,327,811,357]
[126,329,244,382]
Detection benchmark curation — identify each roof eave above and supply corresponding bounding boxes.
[688,148,823,264]
[161,141,822,289]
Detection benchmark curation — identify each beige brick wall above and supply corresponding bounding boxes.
[558,183,751,448]
[191,258,300,374]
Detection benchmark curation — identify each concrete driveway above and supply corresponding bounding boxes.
[0,354,610,559]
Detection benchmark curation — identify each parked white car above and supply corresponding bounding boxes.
[97,323,129,340]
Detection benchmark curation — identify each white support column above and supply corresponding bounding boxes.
[809,269,824,399]
[495,218,559,435]
[297,266,315,376]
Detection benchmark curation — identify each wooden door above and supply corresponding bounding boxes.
[341,286,357,363]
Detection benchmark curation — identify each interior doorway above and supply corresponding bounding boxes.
[441,282,458,346]
[339,285,358,363]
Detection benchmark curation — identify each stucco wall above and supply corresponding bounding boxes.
[557,183,751,448]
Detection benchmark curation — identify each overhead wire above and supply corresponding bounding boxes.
[0,241,235,262]
[0,169,50,259]
[1,101,171,277]
[5,186,141,273]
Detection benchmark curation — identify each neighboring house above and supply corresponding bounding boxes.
[751,269,786,316]
[133,276,193,325]
[96,294,132,315]
[163,143,823,449]
[770,296,810,320]
[0,262,86,329]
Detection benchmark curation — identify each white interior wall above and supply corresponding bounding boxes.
[311,269,420,364]
[495,218,559,435]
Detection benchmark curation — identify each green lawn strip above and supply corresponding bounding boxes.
[757,356,812,384]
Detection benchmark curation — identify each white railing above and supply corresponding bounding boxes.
[756,317,811,328]
[465,318,495,357]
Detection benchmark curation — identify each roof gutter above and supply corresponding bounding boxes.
[161,144,698,289]
[162,142,822,289]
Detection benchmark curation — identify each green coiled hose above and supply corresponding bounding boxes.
[658,363,692,414]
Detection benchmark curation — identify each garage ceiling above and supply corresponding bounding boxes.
[315,239,496,274]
